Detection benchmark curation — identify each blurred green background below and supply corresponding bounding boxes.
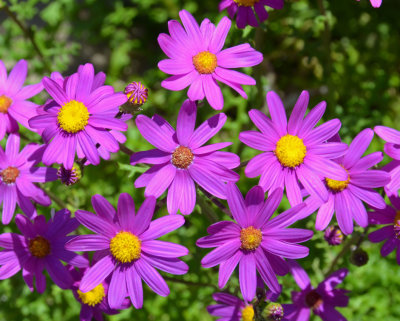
[1,0,400,320]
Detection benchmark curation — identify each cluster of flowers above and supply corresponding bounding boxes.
[0,1,390,321]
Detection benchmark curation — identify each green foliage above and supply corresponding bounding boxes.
[0,0,400,320]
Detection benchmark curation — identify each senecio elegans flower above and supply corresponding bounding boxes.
[312,129,390,235]
[369,196,400,264]
[69,265,129,321]
[356,0,382,8]
[29,63,128,170]
[207,292,256,321]
[131,99,240,215]
[66,193,189,309]
[158,10,263,110]
[374,125,400,195]
[0,211,88,292]
[0,133,57,224]
[240,90,348,206]
[197,183,313,302]
[219,0,284,29]
[0,59,43,139]
[283,260,349,321]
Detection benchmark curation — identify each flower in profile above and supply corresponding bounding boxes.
[311,128,390,235]
[324,226,343,246]
[69,264,129,321]
[283,260,349,321]
[158,10,263,110]
[57,163,82,186]
[356,0,382,8]
[0,133,57,224]
[219,0,284,29]
[66,193,189,309]
[131,99,239,215]
[197,183,313,301]
[368,195,400,264]
[207,292,256,321]
[29,63,128,170]
[0,59,43,140]
[374,125,400,195]
[0,211,88,292]
[240,91,348,207]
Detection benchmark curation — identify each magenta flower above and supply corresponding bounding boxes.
[69,264,129,321]
[0,211,88,292]
[219,0,284,29]
[0,59,43,139]
[240,90,348,207]
[374,126,400,195]
[197,183,313,301]
[131,99,240,215]
[283,260,349,321]
[65,193,189,309]
[312,129,390,235]
[368,195,400,264]
[158,10,263,110]
[356,0,382,8]
[29,63,128,170]
[0,133,57,224]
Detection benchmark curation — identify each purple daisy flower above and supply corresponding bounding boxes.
[0,211,88,292]
[207,292,256,321]
[65,193,189,309]
[311,128,390,235]
[239,90,348,207]
[0,133,57,224]
[368,195,400,264]
[219,0,284,29]
[283,260,349,321]
[197,183,313,302]
[374,126,400,195]
[69,264,129,321]
[131,99,240,215]
[158,10,263,110]
[28,63,128,170]
[0,59,43,139]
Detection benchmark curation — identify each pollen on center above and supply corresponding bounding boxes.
[110,231,141,263]
[233,0,259,7]
[275,134,307,168]
[240,226,262,251]
[1,166,20,184]
[29,236,51,258]
[172,146,194,169]
[77,283,105,307]
[0,95,12,114]
[326,169,350,192]
[57,100,89,133]
[241,305,255,321]
[193,51,217,74]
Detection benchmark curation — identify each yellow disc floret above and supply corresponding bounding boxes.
[29,236,51,258]
[394,210,400,226]
[0,95,12,113]
[77,284,105,307]
[241,305,255,321]
[275,134,307,168]
[172,146,194,169]
[193,51,218,74]
[326,170,350,192]
[240,226,262,251]
[110,231,141,263]
[57,100,89,133]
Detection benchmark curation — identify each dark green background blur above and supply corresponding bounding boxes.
[1,0,400,320]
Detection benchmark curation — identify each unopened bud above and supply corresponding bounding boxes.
[57,163,81,186]
[350,248,369,267]
[262,302,284,321]
[324,226,343,246]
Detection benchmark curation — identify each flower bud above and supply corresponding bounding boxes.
[57,163,81,186]
[350,248,369,266]
[122,81,148,113]
[324,226,343,246]
[262,302,284,321]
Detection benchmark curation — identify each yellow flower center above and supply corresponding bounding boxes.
[394,211,400,226]
[275,134,307,168]
[29,236,51,258]
[193,51,218,74]
[172,146,194,169]
[57,100,89,133]
[240,226,262,251]
[1,166,20,184]
[77,283,105,307]
[0,95,12,113]
[326,169,350,192]
[110,231,141,263]
[241,305,255,321]
[234,0,259,6]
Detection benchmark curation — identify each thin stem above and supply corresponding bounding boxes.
[39,184,68,209]
[1,4,50,71]
[197,185,231,218]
